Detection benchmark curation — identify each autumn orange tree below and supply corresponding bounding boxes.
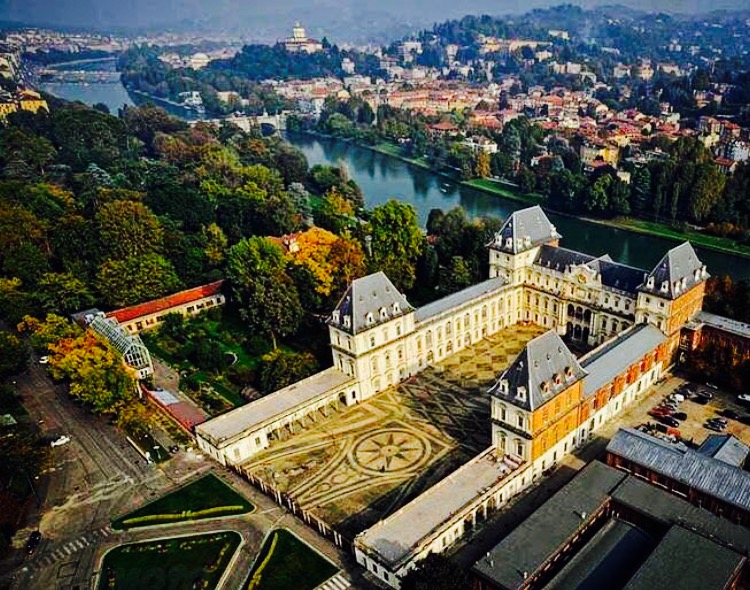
[20,314,137,417]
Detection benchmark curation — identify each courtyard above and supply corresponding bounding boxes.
[240,324,545,538]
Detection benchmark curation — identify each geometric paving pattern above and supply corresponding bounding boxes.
[242,324,544,537]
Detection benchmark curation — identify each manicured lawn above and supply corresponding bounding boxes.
[609,217,750,259]
[97,532,240,590]
[466,178,546,205]
[112,473,254,530]
[245,529,338,590]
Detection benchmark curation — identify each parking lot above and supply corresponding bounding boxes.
[633,377,750,448]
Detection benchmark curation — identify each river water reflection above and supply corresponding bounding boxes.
[287,133,750,280]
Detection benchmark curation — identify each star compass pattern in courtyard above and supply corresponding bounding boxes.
[351,429,430,475]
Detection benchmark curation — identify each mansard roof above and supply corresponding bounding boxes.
[488,330,587,411]
[489,205,561,254]
[586,256,648,294]
[533,245,647,294]
[328,271,413,335]
[639,242,707,299]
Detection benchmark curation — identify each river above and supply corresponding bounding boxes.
[36,74,750,279]
[286,133,750,280]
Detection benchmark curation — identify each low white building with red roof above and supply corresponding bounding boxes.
[107,280,226,334]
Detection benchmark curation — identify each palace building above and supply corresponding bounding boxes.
[196,205,722,589]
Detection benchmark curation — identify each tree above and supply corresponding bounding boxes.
[18,314,83,352]
[439,256,472,294]
[36,272,95,315]
[48,331,136,415]
[0,332,28,377]
[475,151,491,178]
[226,237,303,348]
[258,348,318,394]
[368,200,424,291]
[273,145,309,185]
[630,167,651,215]
[96,254,181,307]
[95,200,164,261]
[400,554,471,590]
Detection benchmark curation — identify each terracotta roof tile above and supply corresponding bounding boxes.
[107,281,225,325]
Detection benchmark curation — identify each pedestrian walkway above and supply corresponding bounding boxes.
[317,573,351,590]
[29,526,113,570]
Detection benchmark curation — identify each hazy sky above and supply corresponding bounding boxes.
[1,0,748,40]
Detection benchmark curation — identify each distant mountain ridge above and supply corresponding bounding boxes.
[1,0,749,42]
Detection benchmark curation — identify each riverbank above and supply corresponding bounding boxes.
[298,131,750,260]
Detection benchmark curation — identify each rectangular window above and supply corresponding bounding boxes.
[254,437,261,446]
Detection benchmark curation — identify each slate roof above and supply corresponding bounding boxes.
[471,462,627,590]
[489,205,561,254]
[580,324,666,398]
[533,245,647,294]
[587,256,648,294]
[606,428,750,513]
[697,434,749,468]
[639,242,707,299]
[329,272,413,335]
[488,330,587,411]
[622,526,745,590]
[534,244,594,271]
[415,277,506,323]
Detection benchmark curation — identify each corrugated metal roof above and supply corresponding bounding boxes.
[696,434,749,468]
[607,428,750,512]
[415,277,506,323]
[580,324,666,397]
[697,311,750,339]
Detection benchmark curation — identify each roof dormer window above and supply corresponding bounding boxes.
[516,386,527,401]
[564,366,574,379]
[660,281,668,293]
[553,373,561,385]
[541,381,550,393]
[505,237,513,249]
[694,269,701,281]
[646,276,655,289]
[379,307,388,320]
[332,310,340,323]
[499,379,509,394]
[366,312,374,325]
[393,302,400,314]
[343,315,351,328]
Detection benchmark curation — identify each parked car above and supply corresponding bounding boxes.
[722,409,740,420]
[38,356,49,365]
[706,422,727,432]
[669,393,685,403]
[738,394,750,404]
[50,435,71,447]
[659,416,681,428]
[706,383,719,390]
[741,415,750,425]
[672,412,688,421]
[700,390,714,399]
[25,531,41,555]
[694,393,711,405]
[708,417,728,426]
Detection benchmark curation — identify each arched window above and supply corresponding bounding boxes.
[426,330,433,347]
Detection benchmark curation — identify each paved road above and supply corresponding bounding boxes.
[5,361,367,590]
